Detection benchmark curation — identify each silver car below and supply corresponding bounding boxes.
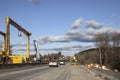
[59,60,65,65]
[49,60,59,67]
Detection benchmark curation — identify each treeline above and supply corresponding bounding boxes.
[75,33,120,71]
[75,48,100,65]
[42,52,63,60]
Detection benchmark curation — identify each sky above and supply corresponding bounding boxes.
[0,0,120,56]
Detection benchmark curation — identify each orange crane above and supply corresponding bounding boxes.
[0,17,31,64]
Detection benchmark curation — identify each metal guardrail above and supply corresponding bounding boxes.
[90,67,120,80]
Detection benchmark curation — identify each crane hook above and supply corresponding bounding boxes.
[18,30,22,37]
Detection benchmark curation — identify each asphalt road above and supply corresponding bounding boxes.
[0,63,102,80]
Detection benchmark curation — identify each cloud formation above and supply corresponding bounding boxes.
[71,17,83,29]
[11,43,27,47]
[11,44,94,53]
[66,29,95,42]
[37,35,70,44]
[36,18,120,45]
[85,20,103,29]
[39,44,94,51]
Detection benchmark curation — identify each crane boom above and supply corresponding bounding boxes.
[0,31,5,36]
[6,17,31,36]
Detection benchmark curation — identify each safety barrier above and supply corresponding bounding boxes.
[90,67,120,80]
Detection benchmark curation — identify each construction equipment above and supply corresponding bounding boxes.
[0,17,31,64]
[33,40,41,62]
[0,31,6,63]
[0,31,6,54]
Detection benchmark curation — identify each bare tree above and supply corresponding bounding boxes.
[95,32,120,71]
[75,32,120,71]
[95,32,111,66]
[111,33,120,70]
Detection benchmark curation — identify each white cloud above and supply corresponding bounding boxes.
[11,43,95,54]
[71,17,83,29]
[85,20,103,29]
[97,27,120,34]
[36,18,120,44]
[11,43,27,47]
[36,35,70,44]
[66,29,94,42]
[39,44,95,52]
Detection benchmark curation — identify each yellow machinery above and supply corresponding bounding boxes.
[0,31,6,63]
[9,56,24,64]
[0,17,31,64]
[0,31,6,55]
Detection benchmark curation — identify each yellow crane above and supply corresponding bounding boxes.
[0,31,6,63]
[0,31,6,54]
[0,17,31,64]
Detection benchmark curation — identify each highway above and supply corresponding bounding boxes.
[0,63,102,80]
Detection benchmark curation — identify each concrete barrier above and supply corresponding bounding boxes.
[90,67,120,80]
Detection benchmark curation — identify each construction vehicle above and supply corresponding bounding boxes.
[33,40,41,62]
[0,17,31,64]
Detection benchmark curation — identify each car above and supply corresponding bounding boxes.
[59,60,65,65]
[49,60,59,67]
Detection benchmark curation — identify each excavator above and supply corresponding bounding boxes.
[0,17,31,64]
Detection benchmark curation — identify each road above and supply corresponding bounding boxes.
[0,63,102,80]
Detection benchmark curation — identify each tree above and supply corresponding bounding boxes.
[95,32,120,71]
[111,33,120,70]
[95,32,111,66]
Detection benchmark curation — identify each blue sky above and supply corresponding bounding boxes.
[0,0,120,56]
